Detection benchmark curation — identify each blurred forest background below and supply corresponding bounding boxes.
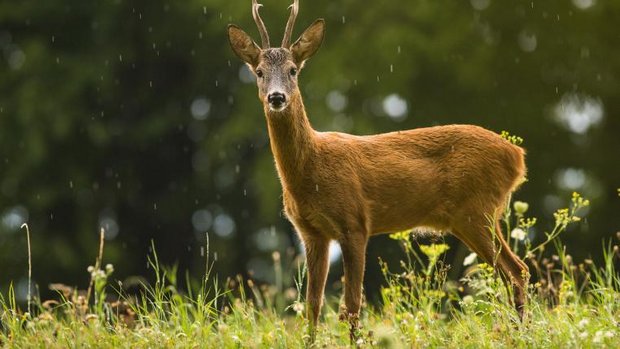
[1,0,619,303]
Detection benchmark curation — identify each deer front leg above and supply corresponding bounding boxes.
[303,236,330,343]
[339,234,368,342]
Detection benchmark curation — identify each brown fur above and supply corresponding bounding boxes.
[228,5,529,339]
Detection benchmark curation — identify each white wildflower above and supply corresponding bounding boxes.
[463,252,478,266]
[605,331,615,338]
[105,263,114,274]
[461,295,474,306]
[510,228,527,241]
[577,318,589,328]
[292,301,304,315]
[87,265,95,273]
[593,330,603,344]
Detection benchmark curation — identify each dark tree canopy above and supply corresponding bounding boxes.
[1,0,618,301]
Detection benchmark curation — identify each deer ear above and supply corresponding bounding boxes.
[290,19,325,65]
[228,24,261,67]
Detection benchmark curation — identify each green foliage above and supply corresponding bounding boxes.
[500,130,524,145]
[2,194,619,347]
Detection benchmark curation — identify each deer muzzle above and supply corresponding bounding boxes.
[267,92,287,111]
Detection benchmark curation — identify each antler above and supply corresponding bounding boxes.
[281,0,299,47]
[252,0,270,48]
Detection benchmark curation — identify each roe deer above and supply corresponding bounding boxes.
[228,0,529,340]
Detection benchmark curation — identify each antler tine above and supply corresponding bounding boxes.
[252,0,270,48]
[281,0,299,47]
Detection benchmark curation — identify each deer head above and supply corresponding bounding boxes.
[228,0,325,112]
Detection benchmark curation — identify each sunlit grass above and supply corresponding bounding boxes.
[1,193,619,348]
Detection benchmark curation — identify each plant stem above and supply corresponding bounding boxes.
[20,223,32,314]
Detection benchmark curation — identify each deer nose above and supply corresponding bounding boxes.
[268,92,286,107]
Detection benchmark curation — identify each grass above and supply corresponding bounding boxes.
[1,192,619,348]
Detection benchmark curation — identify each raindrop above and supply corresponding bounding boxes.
[253,227,280,251]
[192,209,213,231]
[1,206,28,231]
[470,0,491,11]
[15,278,35,303]
[326,90,347,112]
[213,213,236,238]
[517,31,537,52]
[99,217,119,240]
[328,241,342,264]
[382,94,408,121]
[572,0,596,9]
[390,64,394,73]
[556,168,586,190]
[190,97,211,120]
[8,49,25,70]
[98,209,119,240]
[553,93,603,134]
[342,16,346,24]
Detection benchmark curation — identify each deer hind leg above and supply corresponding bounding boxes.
[493,221,529,317]
[339,233,368,341]
[302,236,330,342]
[453,218,529,318]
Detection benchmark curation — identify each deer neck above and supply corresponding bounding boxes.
[264,91,316,190]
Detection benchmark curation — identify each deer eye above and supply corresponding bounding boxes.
[289,68,297,76]
[256,69,264,78]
